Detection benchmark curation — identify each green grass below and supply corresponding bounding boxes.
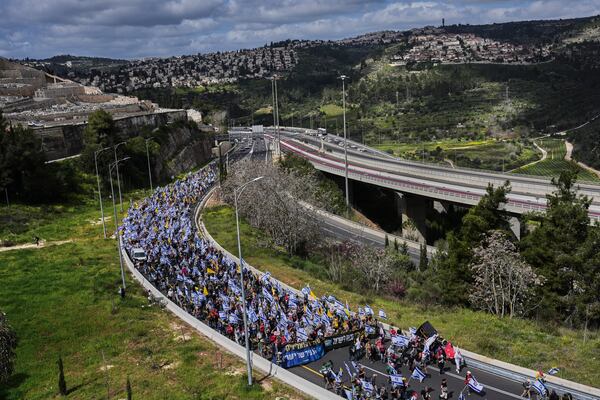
[203,205,600,388]
[320,103,344,117]
[0,198,304,400]
[514,139,600,182]
[375,139,539,171]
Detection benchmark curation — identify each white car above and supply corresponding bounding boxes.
[131,247,147,262]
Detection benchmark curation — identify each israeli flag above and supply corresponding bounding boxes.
[260,271,271,283]
[392,335,410,347]
[344,389,354,400]
[532,380,548,397]
[458,392,465,400]
[390,374,404,387]
[468,377,484,394]
[361,380,374,392]
[262,287,274,303]
[411,366,426,382]
[218,311,227,320]
[378,309,387,319]
[344,362,353,378]
[364,305,374,315]
[547,367,560,376]
[228,314,239,324]
[297,327,308,342]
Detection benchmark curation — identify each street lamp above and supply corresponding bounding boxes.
[109,157,130,295]
[270,75,281,157]
[234,175,264,386]
[114,141,127,212]
[145,138,154,192]
[340,74,350,211]
[94,146,112,239]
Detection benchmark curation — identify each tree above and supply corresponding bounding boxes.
[0,312,18,384]
[57,355,67,395]
[470,230,542,318]
[81,110,118,173]
[521,171,593,324]
[437,182,512,305]
[418,244,428,270]
[126,376,133,400]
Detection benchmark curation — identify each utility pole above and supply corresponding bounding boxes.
[113,141,126,212]
[340,75,350,212]
[145,138,153,192]
[94,146,111,239]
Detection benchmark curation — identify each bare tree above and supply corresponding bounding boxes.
[469,230,543,318]
[221,159,321,255]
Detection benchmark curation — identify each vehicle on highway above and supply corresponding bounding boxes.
[317,127,327,137]
[131,247,147,262]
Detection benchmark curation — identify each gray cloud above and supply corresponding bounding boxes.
[1,0,599,59]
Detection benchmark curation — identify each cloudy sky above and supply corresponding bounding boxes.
[1,0,599,59]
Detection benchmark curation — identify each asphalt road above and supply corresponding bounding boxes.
[290,336,527,399]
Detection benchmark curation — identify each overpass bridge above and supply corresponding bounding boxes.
[229,127,600,243]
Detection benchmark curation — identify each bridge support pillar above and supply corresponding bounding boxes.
[396,192,429,244]
[509,216,521,241]
[433,200,450,214]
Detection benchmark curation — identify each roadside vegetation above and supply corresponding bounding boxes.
[0,195,303,399]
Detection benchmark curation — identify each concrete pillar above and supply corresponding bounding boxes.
[509,216,521,241]
[396,192,429,244]
[433,200,450,214]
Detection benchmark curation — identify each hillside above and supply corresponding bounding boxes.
[20,14,600,173]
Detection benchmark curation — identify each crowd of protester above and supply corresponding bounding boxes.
[121,164,378,361]
[120,163,569,400]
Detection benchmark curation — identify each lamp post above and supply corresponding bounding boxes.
[270,75,281,157]
[114,141,127,212]
[94,146,111,239]
[109,157,130,294]
[234,176,264,386]
[340,74,350,211]
[145,138,154,192]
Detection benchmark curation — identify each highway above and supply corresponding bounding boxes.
[226,136,428,262]
[290,336,528,400]
[235,127,600,221]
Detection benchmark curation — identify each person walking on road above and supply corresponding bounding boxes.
[521,378,532,399]
[439,379,448,400]
[438,354,445,375]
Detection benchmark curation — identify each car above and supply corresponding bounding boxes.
[131,247,147,262]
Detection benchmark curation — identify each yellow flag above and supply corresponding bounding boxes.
[206,267,215,275]
[327,309,333,318]
[203,286,208,296]
[309,290,316,300]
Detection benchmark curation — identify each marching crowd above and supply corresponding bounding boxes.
[121,164,378,362]
[120,163,569,400]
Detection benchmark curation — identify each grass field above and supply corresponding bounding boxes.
[375,139,539,171]
[320,103,344,117]
[0,199,304,400]
[203,205,600,388]
[514,139,600,182]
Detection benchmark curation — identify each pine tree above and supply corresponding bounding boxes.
[419,244,428,271]
[57,355,67,396]
[126,376,132,400]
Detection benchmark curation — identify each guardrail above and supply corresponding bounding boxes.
[197,187,600,400]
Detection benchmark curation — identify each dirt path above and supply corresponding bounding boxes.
[509,140,547,172]
[565,140,600,179]
[0,240,73,253]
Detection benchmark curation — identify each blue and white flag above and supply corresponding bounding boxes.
[424,334,438,353]
[361,380,374,392]
[532,380,548,397]
[344,389,354,400]
[351,361,360,373]
[218,311,227,321]
[378,309,387,319]
[228,314,239,324]
[297,327,308,342]
[260,271,271,283]
[390,374,404,387]
[344,362,353,378]
[391,335,410,347]
[458,392,465,400]
[365,325,376,335]
[364,305,374,316]
[262,287,274,303]
[547,367,560,376]
[468,377,484,394]
[411,366,426,382]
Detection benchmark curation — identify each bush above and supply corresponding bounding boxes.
[387,280,406,299]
